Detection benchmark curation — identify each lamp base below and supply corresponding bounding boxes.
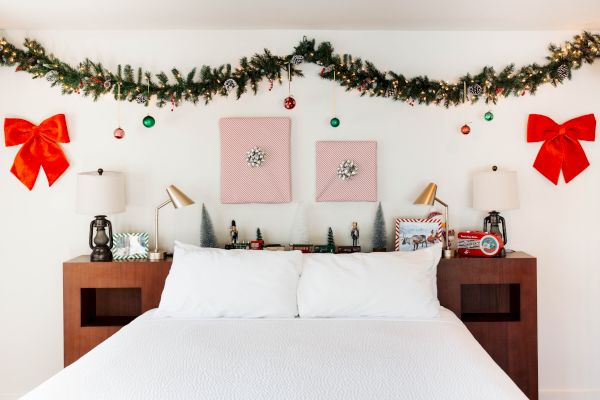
[148,250,166,261]
[443,248,454,259]
[90,246,113,262]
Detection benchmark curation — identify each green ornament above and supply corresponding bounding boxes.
[330,117,340,127]
[484,111,494,121]
[143,115,156,128]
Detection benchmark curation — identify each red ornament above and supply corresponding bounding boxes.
[495,87,504,95]
[460,124,471,135]
[320,68,325,77]
[284,96,296,109]
[527,113,596,184]
[268,79,274,91]
[113,127,125,140]
[4,114,70,190]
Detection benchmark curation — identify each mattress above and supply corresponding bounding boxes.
[23,308,527,400]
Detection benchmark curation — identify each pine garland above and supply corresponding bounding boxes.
[1,32,599,108]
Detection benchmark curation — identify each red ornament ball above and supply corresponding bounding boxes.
[283,96,296,110]
[113,127,125,139]
[460,124,471,135]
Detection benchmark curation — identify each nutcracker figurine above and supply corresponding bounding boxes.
[351,222,360,246]
[230,220,239,244]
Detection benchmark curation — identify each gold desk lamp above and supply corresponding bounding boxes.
[149,185,195,260]
[414,183,453,259]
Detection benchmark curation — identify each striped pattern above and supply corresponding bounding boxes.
[220,117,291,204]
[316,141,377,202]
[395,218,443,251]
[111,232,149,260]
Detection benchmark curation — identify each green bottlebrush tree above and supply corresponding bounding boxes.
[372,202,387,250]
[200,204,217,248]
[327,227,335,251]
[256,228,263,241]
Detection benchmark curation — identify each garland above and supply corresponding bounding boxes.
[0,32,599,108]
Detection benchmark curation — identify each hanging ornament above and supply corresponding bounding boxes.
[290,55,304,65]
[142,115,155,128]
[460,124,471,135]
[557,64,569,79]
[386,88,396,98]
[484,111,494,121]
[330,117,340,127]
[284,64,296,109]
[337,160,358,180]
[135,93,147,104]
[330,68,340,127]
[46,70,58,82]
[223,78,238,92]
[246,146,266,167]
[268,79,273,91]
[170,94,175,112]
[113,127,125,139]
[468,84,483,96]
[495,87,505,95]
[320,64,335,77]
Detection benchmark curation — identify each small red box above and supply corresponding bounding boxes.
[457,231,504,257]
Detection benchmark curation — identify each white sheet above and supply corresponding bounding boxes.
[23,308,527,400]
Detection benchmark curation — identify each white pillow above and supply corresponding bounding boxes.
[298,244,442,318]
[157,241,303,318]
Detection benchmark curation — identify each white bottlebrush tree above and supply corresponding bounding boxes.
[200,204,218,248]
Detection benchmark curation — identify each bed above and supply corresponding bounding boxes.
[23,308,526,400]
[25,243,528,399]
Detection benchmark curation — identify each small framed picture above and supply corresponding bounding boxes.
[111,233,149,260]
[395,218,442,251]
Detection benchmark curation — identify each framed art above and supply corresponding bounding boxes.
[316,141,377,202]
[220,117,291,204]
[394,218,443,251]
[111,233,149,260]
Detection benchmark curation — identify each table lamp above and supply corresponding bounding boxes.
[472,166,519,245]
[77,169,126,262]
[414,182,452,259]
[149,185,195,260]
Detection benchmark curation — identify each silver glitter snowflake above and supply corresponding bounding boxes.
[135,93,147,104]
[291,55,304,65]
[557,64,569,79]
[223,78,238,92]
[386,88,396,97]
[337,160,358,181]
[46,70,58,82]
[103,80,112,89]
[246,146,266,167]
[468,84,483,96]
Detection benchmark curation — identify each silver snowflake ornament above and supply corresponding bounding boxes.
[136,93,147,104]
[223,78,238,92]
[291,55,304,65]
[386,88,396,97]
[557,64,569,79]
[337,160,358,181]
[246,146,266,167]
[46,70,58,82]
[468,84,483,96]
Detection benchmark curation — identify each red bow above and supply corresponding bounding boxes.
[4,114,70,190]
[527,114,595,185]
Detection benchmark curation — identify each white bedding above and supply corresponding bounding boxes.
[24,308,526,400]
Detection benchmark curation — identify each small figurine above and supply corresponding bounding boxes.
[351,221,360,246]
[230,220,239,244]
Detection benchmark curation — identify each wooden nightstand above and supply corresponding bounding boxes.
[437,252,538,400]
[63,257,172,366]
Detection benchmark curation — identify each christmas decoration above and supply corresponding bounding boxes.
[229,220,239,244]
[330,68,339,127]
[200,204,218,248]
[527,113,596,184]
[290,54,304,64]
[223,78,238,92]
[246,146,266,167]
[113,127,125,139]
[372,202,387,250]
[484,111,494,121]
[268,79,273,91]
[283,96,296,109]
[337,159,358,180]
[468,84,483,96]
[135,93,147,104]
[256,228,263,241]
[289,203,309,245]
[142,115,155,128]
[1,33,596,108]
[327,227,335,252]
[4,114,70,190]
[461,124,471,135]
[351,222,360,246]
[330,117,340,127]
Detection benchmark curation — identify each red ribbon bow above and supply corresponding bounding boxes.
[527,114,595,185]
[4,114,70,190]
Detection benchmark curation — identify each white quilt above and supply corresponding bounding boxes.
[23,308,527,400]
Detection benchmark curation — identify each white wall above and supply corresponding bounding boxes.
[0,30,598,399]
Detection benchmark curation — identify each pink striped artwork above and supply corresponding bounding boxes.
[220,117,291,204]
[395,218,443,251]
[315,141,377,202]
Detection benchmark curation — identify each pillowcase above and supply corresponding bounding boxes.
[297,244,442,318]
[157,241,303,318]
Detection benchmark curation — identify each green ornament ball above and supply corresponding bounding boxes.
[330,117,340,128]
[484,111,494,121]
[143,115,156,128]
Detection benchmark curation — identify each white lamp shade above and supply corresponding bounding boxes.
[77,170,126,215]
[473,169,519,211]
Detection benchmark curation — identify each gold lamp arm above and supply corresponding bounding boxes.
[149,199,172,260]
[434,197,452,258]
